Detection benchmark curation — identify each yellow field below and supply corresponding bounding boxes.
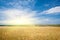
[0,26,60,40]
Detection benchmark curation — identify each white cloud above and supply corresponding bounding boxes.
[0,9,37,25]
[41,6,60,14]
[35,18,51,24]
[35,18,60,25]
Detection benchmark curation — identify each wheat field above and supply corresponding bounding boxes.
[0,26,60,40]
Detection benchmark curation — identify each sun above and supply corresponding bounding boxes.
[7,17,34,25]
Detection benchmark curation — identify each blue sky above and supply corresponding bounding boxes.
[0,0,60,25]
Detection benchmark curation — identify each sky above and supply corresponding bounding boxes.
[0,0,60,25]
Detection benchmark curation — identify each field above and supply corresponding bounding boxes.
[0,26,60,40]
